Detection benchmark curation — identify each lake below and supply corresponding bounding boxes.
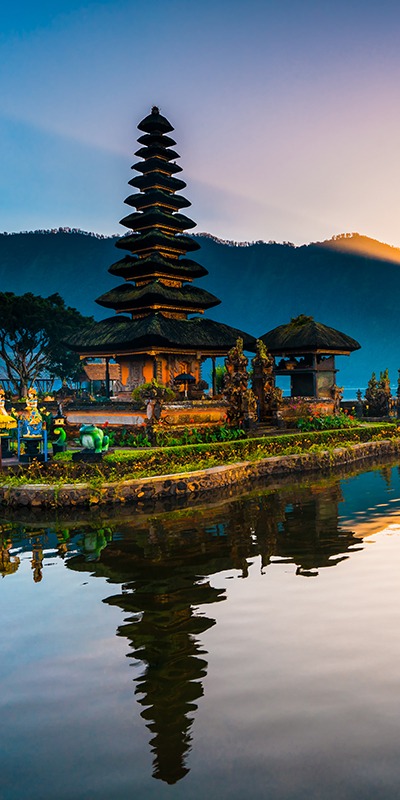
[2,461,400,799]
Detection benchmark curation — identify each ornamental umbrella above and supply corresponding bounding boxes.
[174,372,195,398]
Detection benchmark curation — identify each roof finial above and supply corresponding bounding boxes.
[151,105,159,115]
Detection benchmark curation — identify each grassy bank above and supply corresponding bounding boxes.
[2,423,398,487]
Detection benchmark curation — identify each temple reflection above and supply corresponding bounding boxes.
[112,568,222,783]
[0,480,363,782]
[62,482,358,783]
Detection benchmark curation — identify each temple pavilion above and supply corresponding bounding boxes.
[67,107,256,394]
[260,315,361,399]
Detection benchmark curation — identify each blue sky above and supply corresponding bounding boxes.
[2,0,400,245]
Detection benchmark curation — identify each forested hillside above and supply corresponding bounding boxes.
[1,229,398,388]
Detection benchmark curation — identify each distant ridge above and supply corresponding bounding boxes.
[4,227,399,259]
[1,226,118,240]
[191,231,400,261]
[315,232,400,264]
[0,229,399,389]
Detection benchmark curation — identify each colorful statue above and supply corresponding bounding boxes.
[53,426,67,449]
[79,424,109,453]
[21,387,43,437]
[0,387,17,434]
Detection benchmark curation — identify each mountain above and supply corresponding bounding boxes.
[0,229,398,390]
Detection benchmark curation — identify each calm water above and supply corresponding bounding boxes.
[3,464,400,799]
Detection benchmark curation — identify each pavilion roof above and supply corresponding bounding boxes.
[96,281,220,313]
[131,157,183,176]
[67,314,257,355]
[260,315,361,354]
[134,144,180,161]
[138,107,174,134]
[115,230,200,256]
[108,254,208,281]
[128,172,186,193]
[119,208,196,232]
[124,189,190,211]
[136,132,177,148]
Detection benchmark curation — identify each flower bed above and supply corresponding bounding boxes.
[280,397,335,425]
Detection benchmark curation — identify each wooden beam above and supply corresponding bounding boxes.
[212,356,216,396]
[105,357,111,399]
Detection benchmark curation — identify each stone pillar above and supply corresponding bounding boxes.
[312,354,317,398]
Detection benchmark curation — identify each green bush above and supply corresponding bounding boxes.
[154,424,246,447]
[104,423,245,448]
[296,411,358,432]
[106,428,152,448]
[131,381,176,405]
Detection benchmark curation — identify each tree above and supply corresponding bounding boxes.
[0,292,93,397]
[215,365,227,394]
[364,369,391,417]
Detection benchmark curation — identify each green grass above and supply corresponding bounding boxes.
[1,423,398,487]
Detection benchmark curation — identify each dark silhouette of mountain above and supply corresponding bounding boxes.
[0,228,398,389]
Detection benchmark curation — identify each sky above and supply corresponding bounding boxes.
[2,0,400,246]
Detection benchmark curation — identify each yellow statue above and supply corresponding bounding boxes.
[0,387,17,433]
[21,387,43,437]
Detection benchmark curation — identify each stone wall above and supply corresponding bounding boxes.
[280,396,335,425]
[64,401,227,429]
[2,438,400,508]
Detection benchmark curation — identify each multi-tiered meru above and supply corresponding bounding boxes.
[96,107,219,319]
[68,107,256,393]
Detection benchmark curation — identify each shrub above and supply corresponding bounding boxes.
[106,428,152,448]
[154,424,246,447]
[296,411,358,432]
[131,381,176,405]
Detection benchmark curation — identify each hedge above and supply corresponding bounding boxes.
[104,423,398,472]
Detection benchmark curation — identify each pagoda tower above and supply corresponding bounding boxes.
[68,107,256,393]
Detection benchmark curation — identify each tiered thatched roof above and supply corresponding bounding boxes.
[67,106,256,358]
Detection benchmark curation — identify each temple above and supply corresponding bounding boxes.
[260,315,361,399]
[68,107,256,394]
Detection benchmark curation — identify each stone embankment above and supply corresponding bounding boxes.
[2,438,400,508]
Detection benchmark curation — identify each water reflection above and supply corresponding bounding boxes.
[1,478,366,785]
[68,524,229,784]
[0,534,20,576]
[4,468,400,784]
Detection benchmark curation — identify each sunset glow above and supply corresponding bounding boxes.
[2,0,400,245]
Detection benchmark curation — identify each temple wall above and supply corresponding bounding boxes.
[316,372,335,398]
[64,402,227,428]
[118,358,146,389]
[116,356,201,389]
[280,397,335,425]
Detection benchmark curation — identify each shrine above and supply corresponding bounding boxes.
[67,107,256,394]
[260,315,361,400]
